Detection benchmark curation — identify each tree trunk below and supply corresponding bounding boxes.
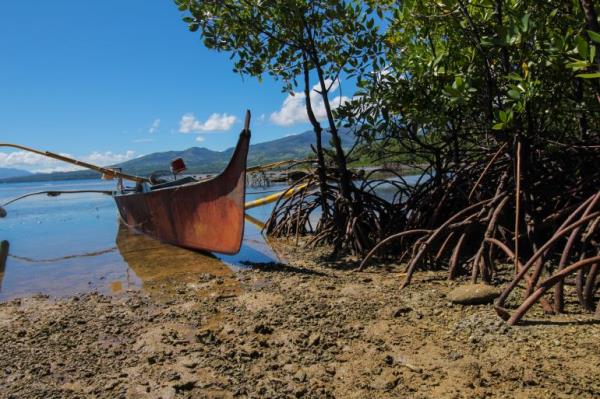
[303,55,330,219]
[304,25,353,201]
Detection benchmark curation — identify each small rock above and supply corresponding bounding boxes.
[104,379,119,390]
[447,284,500,305]
[293,370,307,382]
[294,386,308,397]
[468,334,480,344]
[373,369,400,390]
[179,357,198,369]
[392,307,412,317]
[308,333,321,346]
[172,377,197,392]
[254,324,274,335]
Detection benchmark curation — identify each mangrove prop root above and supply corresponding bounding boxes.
[266,139,600,325]
[506,255,600,325]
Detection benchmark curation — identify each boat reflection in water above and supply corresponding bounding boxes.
[115,224,241,301]
[0,241,8,292]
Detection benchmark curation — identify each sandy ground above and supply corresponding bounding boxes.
[1,242,599,398]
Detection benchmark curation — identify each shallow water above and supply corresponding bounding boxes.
[0,176,413,301]
[0,179,282,301]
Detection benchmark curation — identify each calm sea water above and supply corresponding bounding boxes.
[0,176,416,301]
[0,179,281,301]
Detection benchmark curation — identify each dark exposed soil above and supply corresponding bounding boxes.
[1,242,599,398]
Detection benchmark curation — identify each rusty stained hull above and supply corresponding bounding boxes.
[114,131,250,255]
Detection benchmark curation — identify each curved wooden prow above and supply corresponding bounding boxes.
[0,143,149,183]
[244,109,251,131]
[114,110,252,254]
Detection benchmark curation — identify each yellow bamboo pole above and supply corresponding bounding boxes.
[244,183,310,210]
[244,213,266,229]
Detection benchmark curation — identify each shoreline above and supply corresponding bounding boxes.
[1,242,599,398]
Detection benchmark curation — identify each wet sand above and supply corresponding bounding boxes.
[0,241,599,398]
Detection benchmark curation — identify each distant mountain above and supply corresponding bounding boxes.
[0,167,32,179]
[0,128,354,183]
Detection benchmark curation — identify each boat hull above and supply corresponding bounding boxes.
[113,130,250,254]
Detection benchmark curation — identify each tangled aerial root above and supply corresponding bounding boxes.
[264,142,600,325]
[264,168,397,256]
[355,143,600,325]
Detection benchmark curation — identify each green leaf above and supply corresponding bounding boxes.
[499,110,507,122]
[588,30,600,44]
[443,85,461,97]
[454,76,464,89]
[575,36,589,58]
[566,60,592,69]
[507,90,521,100]
[521,14,530,33]
[576,72,600,79]
[507,73,523,81]
[492,123,505,130]
[480,36,494,47]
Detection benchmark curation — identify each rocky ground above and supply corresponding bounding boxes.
[1,243,599,398]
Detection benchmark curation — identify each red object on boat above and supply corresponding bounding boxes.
[114,112,251,255]
[170,157,187,175]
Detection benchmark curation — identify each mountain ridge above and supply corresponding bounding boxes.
[0,128,353,183]
[0,167,32,179]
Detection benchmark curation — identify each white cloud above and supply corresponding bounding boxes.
[195,136,205,143]
[179,113,237,133]
[270,79,350,126]
[0,150,137,173]
[85,150,136,165]
[149,118,160,134]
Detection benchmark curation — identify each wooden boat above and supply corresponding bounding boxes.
[0,111,252,255]
[114,126,250,254]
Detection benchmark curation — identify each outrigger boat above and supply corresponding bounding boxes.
[0,111,252,255]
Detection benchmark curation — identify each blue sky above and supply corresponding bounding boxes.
[0,1,350,172]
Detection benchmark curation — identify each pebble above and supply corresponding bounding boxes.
[308,333,321,346]
[447,284,501,305]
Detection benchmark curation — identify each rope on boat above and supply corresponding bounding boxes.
[9,247,118,264]
[246,159,303,173]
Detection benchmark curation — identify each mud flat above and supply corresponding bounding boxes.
[0,242,599,398]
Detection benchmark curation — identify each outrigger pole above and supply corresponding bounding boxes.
[0,143,150,184]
